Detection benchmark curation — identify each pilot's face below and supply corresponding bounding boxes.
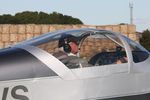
[69,42,78,54]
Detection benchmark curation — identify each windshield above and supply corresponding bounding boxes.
[123,36,149,63]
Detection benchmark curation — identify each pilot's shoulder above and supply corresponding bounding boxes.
[53,51,68,59]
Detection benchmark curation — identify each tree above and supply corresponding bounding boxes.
[140,29,150,51]
[0,11,83,24]
[36,12,50,24]
[15,11,38,24]
[0,14,18,24]
[119,23,128,25]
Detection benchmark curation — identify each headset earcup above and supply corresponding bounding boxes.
[63,44,71,53]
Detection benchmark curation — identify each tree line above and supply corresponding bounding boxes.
[0,11,83,24]
[140,29,150,51]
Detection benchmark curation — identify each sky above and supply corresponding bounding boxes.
[0,0,150,32]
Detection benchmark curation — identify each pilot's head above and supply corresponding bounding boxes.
[58,34,79,54]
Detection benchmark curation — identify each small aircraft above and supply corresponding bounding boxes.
[0,28,150,100]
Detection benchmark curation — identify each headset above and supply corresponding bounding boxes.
[63,40,71,53]
[58,36,72,53]
[59,34,80,54]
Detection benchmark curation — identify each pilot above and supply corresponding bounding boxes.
[53,34,78,60]
[115,46,128,64]
[53,34,90,68]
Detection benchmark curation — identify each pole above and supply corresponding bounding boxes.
[129,2,133,24]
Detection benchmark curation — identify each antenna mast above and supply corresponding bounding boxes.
[129,2,134,24]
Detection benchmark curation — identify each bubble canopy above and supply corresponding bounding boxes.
[13,28,149,65]
[15,28,102,46]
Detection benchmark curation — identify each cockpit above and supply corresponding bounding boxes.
[13,28,149,70]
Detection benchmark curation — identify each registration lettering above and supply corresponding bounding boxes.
[2,85,29,100]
